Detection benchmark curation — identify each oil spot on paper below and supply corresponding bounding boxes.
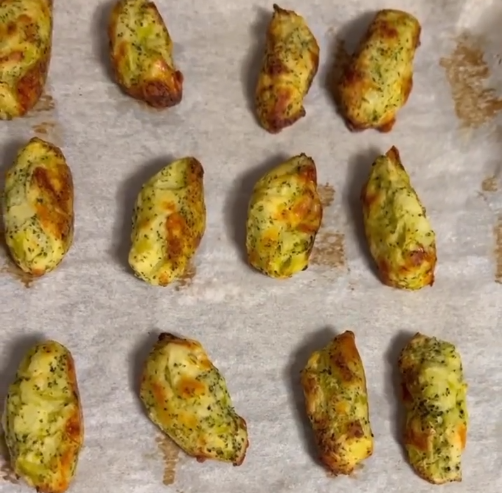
[31,92,55,113]
[481,151,502,195]
[174,263,196,291]
[318,183,335,208]
[440,33,502,129]
[494,214,502,283]
[28,89,63,147]
[0,461,17,484]
[0,262,36,288]
[155,434,180,485]
[311,185,347,269]
[32,121,60,144]
[482,176,498,192]
[311,231,346,269]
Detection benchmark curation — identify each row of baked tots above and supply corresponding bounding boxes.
[2,138,435,289]
[111,3,418,134]
[3,331,467,492]
[3,0,419,135]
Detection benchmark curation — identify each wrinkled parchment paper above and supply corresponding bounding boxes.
[1,0,502,491]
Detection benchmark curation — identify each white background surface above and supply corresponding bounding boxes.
[0,0,501,491]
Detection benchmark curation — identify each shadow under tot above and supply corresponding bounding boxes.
[128,330,162,413]
[0,139,25,187]
[224,153,289,267]
[345,148,381,279]
[0,332,45,466]
[91,0,116,81]
[322,11,377,117]
[240,6,270,125]
[285,326,337,467]
[0,333,45,403]
[0,139,30,258]
[110,157,173,271]
[384,330,414,461]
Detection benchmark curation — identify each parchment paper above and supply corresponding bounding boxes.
[1,0,501,491]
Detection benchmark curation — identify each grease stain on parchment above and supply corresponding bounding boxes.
[318,183,335,208]
[0,432,18,485]
[27,90,63,147]
[0,262,36,288]
[32,121,56,137]
[155,434,180,485]
[32,93,55,113]
[174,263,196,291]
[310,185,347,269]
[482,176,498,192]
[494,214,502,284]
[481,135,502,193]
[311,231,346,269]
[440,33,502,129]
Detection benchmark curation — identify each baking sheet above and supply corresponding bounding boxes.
[1,0,502,491]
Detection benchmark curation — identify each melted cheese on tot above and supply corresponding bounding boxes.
[140,333,248,465]
[338,9,420,132]
[3,341,83,493]
[246,154,322,278]
[2,137,74,276]
[360,146,436,290]
[128,157,206,286]
[399,333,468,484]
[301,331,373,475]
[0,0,52,119]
